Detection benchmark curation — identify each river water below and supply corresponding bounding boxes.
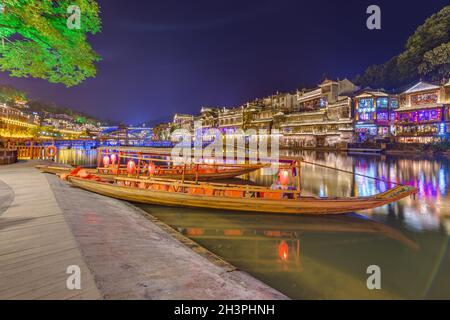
[56,148,450,299]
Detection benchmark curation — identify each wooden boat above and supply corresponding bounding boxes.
[67,175,417,215]
[36,162,266,181]
[36,165,110,178]
[37,147,269,181]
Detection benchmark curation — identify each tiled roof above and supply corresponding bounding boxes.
[355,91,389,98]
[403,81,440,94]
[298,88,322,102]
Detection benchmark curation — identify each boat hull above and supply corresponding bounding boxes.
[36,165,258,181]
[67,176,417,215]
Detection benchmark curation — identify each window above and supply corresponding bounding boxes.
[395,108,442,124]
[376,98,388,109]
[377,111,389,122]
[390,99,398,109]
[359,98,374,110]
[411,92,438,105]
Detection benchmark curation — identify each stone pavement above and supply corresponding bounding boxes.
[0,160,287,300]
[0,161,101,299]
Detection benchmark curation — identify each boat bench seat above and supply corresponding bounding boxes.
[262,191,283,200]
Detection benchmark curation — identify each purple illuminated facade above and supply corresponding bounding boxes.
[354,91,398,142]
[394,82,449,144]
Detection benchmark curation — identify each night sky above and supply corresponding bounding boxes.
[0,0,448,125]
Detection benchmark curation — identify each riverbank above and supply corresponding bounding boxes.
[282,145,450,156]
[0,160,287,300]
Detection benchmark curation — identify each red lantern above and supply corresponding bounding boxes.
[278,240,289,261]
[110,153,117,165]
[148,162,156,175]
[127,160,136,174]
[279,169,289,185]
[102,155,110,167]
[224,229,243,236]
[186,228,204,236]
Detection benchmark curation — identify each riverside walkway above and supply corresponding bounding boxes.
[0,160,287,300]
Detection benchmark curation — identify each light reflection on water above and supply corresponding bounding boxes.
[55,148,98,167]
[57,148,450,299]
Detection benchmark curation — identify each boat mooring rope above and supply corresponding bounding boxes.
[299,159,405,187]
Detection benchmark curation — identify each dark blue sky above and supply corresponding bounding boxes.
[0,0,448,124]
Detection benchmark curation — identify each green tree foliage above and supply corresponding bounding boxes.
[0,0,101,86]
[152,123,170,141]
[418,42,450,81]
[356,5,450,88]
[0,84,26,105]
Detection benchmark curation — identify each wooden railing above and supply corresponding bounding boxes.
[0,149,18,165]
[16,146,55,160]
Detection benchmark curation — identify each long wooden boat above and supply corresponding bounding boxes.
[36,163,265,181]
[67,175,417,215]
[36,165,111,179]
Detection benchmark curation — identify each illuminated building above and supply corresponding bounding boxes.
[261,92,294,112]
[161,79,450,147]
[171,113,195,142]
[394,81,448,144]
[354,90,398,142]
[193,107,219,143]
[173,113,194,131]
[0,104,39,139]
[218,106,244,135]
[279,79,358,148]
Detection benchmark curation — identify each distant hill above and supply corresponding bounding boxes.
[0,84,107,125]
[355,5,450,89]
[141,115,173,128]
[0,85,27,107]
[27,99,105,125]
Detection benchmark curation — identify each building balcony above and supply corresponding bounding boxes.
[218,122,243,128]
[0,117,38,129]
[395,131,439,137]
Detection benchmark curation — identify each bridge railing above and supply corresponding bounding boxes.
[16,146,55,160]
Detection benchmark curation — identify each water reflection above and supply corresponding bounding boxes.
[151,151,449,299]
[55,147,97,167]
[142,206,448,299]
[56,148,450,298]
[253,151,450,232]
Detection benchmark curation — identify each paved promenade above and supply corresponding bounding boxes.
[0,161,287,300]
[0,161,100,299]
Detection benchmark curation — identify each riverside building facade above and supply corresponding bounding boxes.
[279,79,358,148]
[394,81,449,144]
[354,91,399,142]
[0,103,39,139]
[162,79,450,147]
